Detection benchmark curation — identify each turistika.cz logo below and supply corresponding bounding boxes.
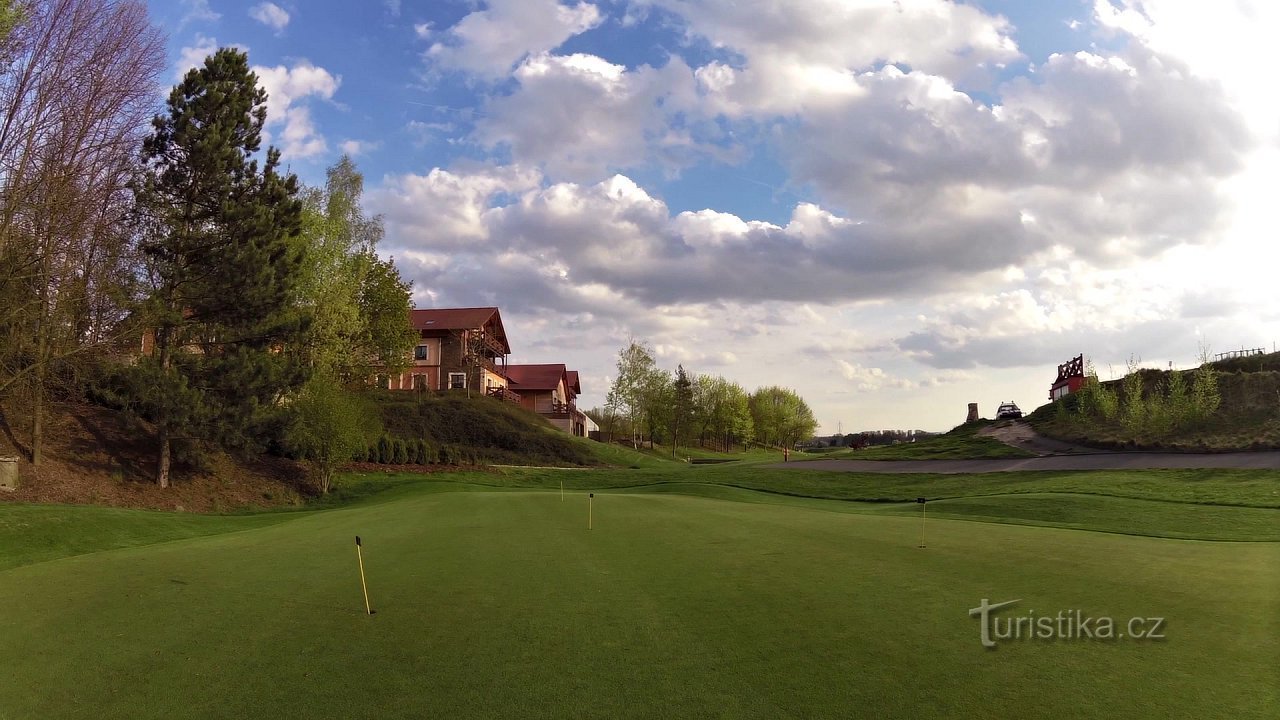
[969,598,1166,648]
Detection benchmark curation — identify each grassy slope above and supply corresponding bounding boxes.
[808,421,1035,460]
[370,391,602,466]
[4,464,1276,573]
[1029,359,1280,451]
[0,486,1275,719]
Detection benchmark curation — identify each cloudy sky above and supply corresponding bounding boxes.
[149,0,1280,432]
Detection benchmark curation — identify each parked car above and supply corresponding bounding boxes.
[995,401,1023,419]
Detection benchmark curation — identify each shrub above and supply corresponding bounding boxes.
[1192,364,1221,420]
[1121,360,1146,433]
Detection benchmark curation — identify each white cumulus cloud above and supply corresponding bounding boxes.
[427,0,603,78]
[249,2,290,33]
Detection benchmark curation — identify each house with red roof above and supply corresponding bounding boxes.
[381,307,512,394]
[383,306,589,436]
[504,363,588,436]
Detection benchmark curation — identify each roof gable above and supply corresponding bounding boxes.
[411,307,511,354]
[505,363,568,391]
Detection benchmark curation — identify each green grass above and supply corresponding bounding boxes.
[3,465,1278,716]
[0,480,1275,719]
[814,421,1035,460]
[370,391,603,466]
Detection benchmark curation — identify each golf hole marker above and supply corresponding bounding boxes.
[588,493,594,530]
[917,498,927,549]
[355,536,374,615]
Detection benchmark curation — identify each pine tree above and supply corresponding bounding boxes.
[129,48,308,487]
[671,364,693,458]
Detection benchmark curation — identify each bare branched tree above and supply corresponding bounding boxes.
[0,0,164,464]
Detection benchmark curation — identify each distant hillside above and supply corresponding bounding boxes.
[370,392,603,467]
[1029,354,1280,451]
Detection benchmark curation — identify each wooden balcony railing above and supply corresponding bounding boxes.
[548,399,576,415]
[487,386,521,404]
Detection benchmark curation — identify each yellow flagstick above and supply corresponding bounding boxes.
[917,498,927,549]
[588,493,594,530]
[355,536,373,615]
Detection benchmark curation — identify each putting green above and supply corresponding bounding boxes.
[1,487,1275,719]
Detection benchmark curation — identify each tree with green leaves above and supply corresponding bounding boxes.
[691,374,753,451]
[606,339,657,448]
[296,155,414,384]
[636,365,672,449]
[749,386,817,448]
[283,371,378,494]
[1191,343,1221,421]
[0,1,23,51]
[127,47,309,487]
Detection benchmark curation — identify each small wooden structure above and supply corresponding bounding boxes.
[1049,354,1086,401]
[1214,347,1264,362]
[0,456,18,490]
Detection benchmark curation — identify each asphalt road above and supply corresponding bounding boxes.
[777,452,1280,474]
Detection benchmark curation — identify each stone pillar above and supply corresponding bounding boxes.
[0,456,18,490]
[966,403,979,423]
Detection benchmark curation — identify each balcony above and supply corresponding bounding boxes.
[487,386,522,404]
[543,398,577,418]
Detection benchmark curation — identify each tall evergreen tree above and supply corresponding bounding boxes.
[127,48,308,487]
[671,364,693,458]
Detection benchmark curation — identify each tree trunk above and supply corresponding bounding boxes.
[157,424,170,488]
[156,331,171,488]
[29,255,49,465]
[30,370,42,465]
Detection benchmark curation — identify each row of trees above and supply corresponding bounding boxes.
[1065,355,1221,434]
[0,2,416,491]
[827,429,937,448]
[592,340,818,455]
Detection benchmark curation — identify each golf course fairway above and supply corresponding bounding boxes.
[1,484,1276,719]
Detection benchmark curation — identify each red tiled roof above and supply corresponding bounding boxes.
[411,307,510,353]
[505,363,568,391]
[566,370,581,395]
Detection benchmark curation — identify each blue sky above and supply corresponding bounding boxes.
[147,0,1280,431]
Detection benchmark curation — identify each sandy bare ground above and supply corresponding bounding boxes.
[976,420,1095,455]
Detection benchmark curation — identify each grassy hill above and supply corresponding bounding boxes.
[1029,353,1280,451]
[0,392,653,512]
[0,400,311,512]
[804,420,1035,460]
[368,391,615,467]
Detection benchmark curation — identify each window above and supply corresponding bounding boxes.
[414,345,429,361]
[413,374,427,390]
[448,372,467,390]
[376,374,389,389]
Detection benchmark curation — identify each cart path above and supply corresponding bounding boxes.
[779,451,1280,474]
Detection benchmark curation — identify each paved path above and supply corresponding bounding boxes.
[780,452,1280,474]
